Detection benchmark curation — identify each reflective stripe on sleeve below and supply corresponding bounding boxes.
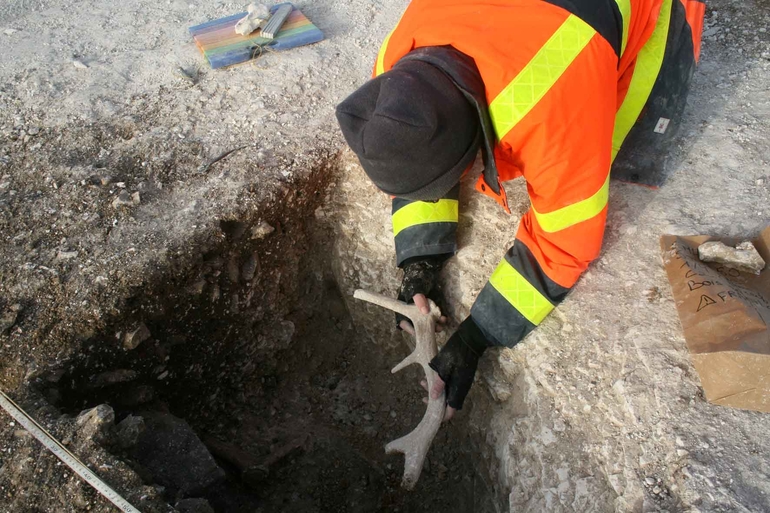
[531,172,610,233]
[488,258,555,326]
[392,199,459,237]
[489,15,596,141]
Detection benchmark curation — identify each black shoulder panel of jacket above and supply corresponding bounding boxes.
[544,0,623,58]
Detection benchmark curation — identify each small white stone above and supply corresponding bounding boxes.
[72,60,88,69]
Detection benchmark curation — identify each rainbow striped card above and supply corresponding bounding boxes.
[189,3,324,69]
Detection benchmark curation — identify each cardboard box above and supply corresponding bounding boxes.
[661,227,770,412]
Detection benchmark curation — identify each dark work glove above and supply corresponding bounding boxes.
[395,255,447,329]
[429,316,490,410]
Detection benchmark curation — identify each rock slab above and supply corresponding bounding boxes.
[131,412,225,496]
[698,240,766,275]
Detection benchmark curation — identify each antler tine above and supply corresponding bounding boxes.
[354,289,447,489]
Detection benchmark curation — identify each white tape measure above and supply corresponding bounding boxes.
[0,390,141,513]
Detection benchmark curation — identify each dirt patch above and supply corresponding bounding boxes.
[18,185,496,512]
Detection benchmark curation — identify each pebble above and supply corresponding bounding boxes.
[157,370,169,380]
[652,486,661,494]
[27,127,39,136]
[72,59,88,69]
[124,323,151,350]
[241,252,259,281]
[56,250,78,260]
[250,221,275,240]
[645,477,656,486]
[112,191,140,208]
[389,410,397,418]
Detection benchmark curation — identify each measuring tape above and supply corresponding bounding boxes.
[0,390,141,513]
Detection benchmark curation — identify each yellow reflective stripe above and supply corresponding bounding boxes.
[614,0,632,56]
[612,0,672,160]
[489,15,595,140]
[375,29,395,76]
[489,259,554,326]
[532,173,610,233]
[392,199,459,237]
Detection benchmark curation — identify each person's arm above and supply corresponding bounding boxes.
[392,183,460,267]
[430,28,618,411]
[390,184,460,329]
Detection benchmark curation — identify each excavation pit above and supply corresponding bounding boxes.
[36,168,498,512]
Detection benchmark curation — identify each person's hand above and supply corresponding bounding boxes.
[427,316,489,418]
[396,255,447,331]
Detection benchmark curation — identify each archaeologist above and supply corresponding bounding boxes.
[336,0,704,419]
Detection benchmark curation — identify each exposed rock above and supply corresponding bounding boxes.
[241,252,259,281]
[115,415,145,449]
[131,412,225,496]
[112,190,140,208]
[226,256,240,283]
[90,369,138,387]
[698,240,766,275]
[124,322,151,350]
[0,303,21,334]
[175,498,215,513]
[250,220,275,240]
[76,404,115,443]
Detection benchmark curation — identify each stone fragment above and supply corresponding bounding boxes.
[698,240,766,275]
[250,220,275,240]
[72,59,88,69]
[115,415,145,449]
[241,252,259,281]
[112,190,140,208]
[131,412,225,495]
[91,369,138,387]
[234,3,270,36]
[76,404,115,443]
[175,498,215,513]
[56,249,78,260]
[0,304,21,334]
[226,256,240,283]
[124,322,151,350]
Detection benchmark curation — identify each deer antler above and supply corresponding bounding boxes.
[353,289,446,489]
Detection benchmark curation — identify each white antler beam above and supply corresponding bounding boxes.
[353,289,446,489]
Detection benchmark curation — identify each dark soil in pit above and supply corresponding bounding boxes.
[41,227,496,512]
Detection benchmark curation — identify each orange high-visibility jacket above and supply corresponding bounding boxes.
[379,0,704,346]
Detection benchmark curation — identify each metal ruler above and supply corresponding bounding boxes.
[0,390,141,513]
